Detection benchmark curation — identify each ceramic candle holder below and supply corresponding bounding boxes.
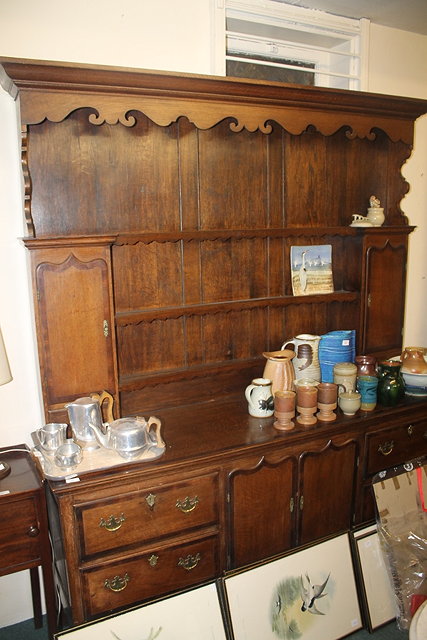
[273,390,296,431]
[316,382,338,421]
[296,385,318,426]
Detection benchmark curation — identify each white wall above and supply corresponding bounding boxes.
[0,1,426,628]
[368,24,427,347]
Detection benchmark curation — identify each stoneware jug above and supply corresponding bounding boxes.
[245,378,274,417]
[401,347,427,374]
[262,350,295,395]
[282,334,321,382]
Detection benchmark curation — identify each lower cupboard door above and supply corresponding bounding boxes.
[81,535,219,617]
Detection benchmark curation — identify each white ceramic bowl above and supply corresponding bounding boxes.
[401,371,427,396]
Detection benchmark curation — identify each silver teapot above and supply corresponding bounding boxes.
[90,416,164,459]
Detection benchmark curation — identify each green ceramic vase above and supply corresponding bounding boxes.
[377,360,405,406]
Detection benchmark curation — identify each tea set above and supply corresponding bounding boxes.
[245,334,427,430]
[34,390,165,477]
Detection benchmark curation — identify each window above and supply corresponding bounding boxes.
[214,0,368,90]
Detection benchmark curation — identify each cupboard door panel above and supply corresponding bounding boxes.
[33,245,117,411]
[361,234,408,355]
[229,455,296,568]
[298,438,358,546]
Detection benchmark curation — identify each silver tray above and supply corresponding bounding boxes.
[31,431,165,481]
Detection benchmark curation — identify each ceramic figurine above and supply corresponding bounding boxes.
[367,195,385,226]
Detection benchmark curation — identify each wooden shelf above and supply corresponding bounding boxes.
[115,291,359,326]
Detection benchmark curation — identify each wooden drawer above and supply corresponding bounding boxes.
[0,496,41,572]
[365,419,427,475]
[77,473,219,559]
[81,534,219,617]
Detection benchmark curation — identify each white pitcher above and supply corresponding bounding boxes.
[282,334,321,382]
[245,378,274,417]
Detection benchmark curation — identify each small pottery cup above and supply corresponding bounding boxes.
[245,378,274,417]
[357,375,378,411]
[316,382,338,422]
[273,390,296,431]
[338,390,361,415]
[296,385,318,426]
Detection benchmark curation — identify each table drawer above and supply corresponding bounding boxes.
[365,419,427,475]
[82,534,219,617]
[0,496,41,571]
[77,473,219,558]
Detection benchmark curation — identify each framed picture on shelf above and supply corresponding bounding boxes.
[223,532,362,640]
[54,582,228,640]
[351,526,397,631]
[290,244,334,296]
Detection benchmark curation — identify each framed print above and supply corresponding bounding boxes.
[223,533,361,640]
[351,525,396,631]
[54,582,228,640]
[290,245,333,296]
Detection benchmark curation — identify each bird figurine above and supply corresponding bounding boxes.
[300,572,330,615]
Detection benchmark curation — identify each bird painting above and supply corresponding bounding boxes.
[300,572,330,615]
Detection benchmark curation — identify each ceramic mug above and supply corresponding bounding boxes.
[245,378,274,417]
[357,375,378,411]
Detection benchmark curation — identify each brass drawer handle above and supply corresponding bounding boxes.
[145,493,157,510]
[178,552,201,571]
[99,513,125,532]
[104,573,130,592]
[176,495,199,513]
[378,441,394,456]
[407,424,414,436]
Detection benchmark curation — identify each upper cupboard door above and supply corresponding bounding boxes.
[31,244,117,420]
[360,233,409,357]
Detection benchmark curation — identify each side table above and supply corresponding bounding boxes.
[0,444,56,638]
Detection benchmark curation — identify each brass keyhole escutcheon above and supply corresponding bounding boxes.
[148,554,159,567]
[146,493,157,510]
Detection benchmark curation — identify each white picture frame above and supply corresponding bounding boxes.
[351,525,397,631]
[54,582,228,640]
[223,533,361,640]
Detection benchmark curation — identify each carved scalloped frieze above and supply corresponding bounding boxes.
[21,125,35,237]
[19,91,414,143]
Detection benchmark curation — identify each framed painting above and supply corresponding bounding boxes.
[223,533,361,640]
[290,245,333,296]
[351,525,396,631]
[54,582,228,640]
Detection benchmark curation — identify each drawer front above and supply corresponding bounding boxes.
[0,497,41,570]
[365,419,427,475]
[82,534,219,617]
[77,473,219,558]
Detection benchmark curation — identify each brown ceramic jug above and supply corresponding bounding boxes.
[401,347,427,374]
[262,350,296,394]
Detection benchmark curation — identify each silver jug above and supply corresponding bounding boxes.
[65,391,114,451]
